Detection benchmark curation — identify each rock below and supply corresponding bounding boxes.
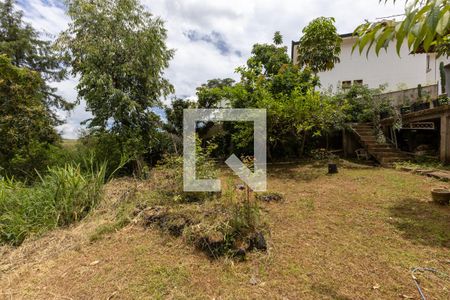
[256,193,283,202]
[236,184,246,191]
[427,171,450,182]
[248,232,267,251]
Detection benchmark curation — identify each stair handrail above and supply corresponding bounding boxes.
[347,123,370,153]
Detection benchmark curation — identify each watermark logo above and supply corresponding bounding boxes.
[183,109,267,192]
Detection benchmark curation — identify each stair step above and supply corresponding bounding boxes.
[361,135,377,142]
[379,154,410,159]
[360,135,376,138]
[368,146,394,151]
[371,149,402,154]
[351,123,410,164]
[353,124,373,127]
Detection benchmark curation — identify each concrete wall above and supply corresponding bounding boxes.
[433,55,450,94]
[292,37,450,94]
[444,63,450,95]
[375,84,438,107]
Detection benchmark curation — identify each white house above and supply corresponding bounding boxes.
[291,33,450,96]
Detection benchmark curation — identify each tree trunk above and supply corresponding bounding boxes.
[300,131,308,156]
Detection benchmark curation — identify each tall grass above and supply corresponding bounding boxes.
[0,162,106,246]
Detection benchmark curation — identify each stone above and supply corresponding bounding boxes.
[248,232,267,251]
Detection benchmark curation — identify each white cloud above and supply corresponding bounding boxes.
[18,0,404,138]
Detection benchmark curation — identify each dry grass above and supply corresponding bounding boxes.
[1,162,449,299]
[61,139,79,150]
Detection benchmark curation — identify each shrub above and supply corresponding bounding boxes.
[151,140,219,203]
[0,162,106,246]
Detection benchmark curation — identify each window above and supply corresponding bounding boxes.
[426,55,431,73]
[342,81,352,89]
[353,80,363,86]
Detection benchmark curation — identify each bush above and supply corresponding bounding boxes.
[75,130,174,179]
[0,162,106,246]
[151,140,219,203]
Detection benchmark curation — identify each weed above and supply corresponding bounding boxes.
[151,142,219,203]
[0,162,106,246]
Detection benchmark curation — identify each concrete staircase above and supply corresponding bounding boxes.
[351,123,411,166]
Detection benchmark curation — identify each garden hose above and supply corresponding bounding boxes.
[411,267,449,300]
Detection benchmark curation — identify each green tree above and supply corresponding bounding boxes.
[354,0,450,56]
[165,98,192,136]
[0,0,72,120]
[273,31,283,45]
[232,40,342,158]
[58,0,174,171]
[297,17,342,74]
[246,32,290,77]
[163,98,192,155]
[0,0,70,179]
[0,55,60,178]
[196,78,235,109]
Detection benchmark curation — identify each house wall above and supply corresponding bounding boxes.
[292,37,449,94]
[444,64,450,94]
[430,54,450,94]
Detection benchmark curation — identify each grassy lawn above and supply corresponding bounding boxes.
[61,139,79,150]
[1,162,449,299]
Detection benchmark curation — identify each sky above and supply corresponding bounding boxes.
[17,0,404,139]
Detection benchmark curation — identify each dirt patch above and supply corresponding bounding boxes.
[137,203,268,259]
[141,206,197,237]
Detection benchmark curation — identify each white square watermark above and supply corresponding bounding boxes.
[183,109,267,192]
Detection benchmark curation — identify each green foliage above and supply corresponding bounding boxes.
[0,0,72,117]
[0,55,62,179]
[336,84,396,141]
[354,0,450,57]
[338,85,391,123]
[179,31,345,159]
[163,98,192,155]
[152,139,219,203]
[164,98,192,136]
[58,0,174,172]
[75,130,171,179]
[229,194,260,236]
[273,31,283,45]
[193,79,236,157]
[271,64,319,95]
[0,162,106,246]
[0,0,72,180]
[297,17,342,74]
[231,45,344,157]
[246,32,290,77]
[196,78,235,108]
[440,61,446,93]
